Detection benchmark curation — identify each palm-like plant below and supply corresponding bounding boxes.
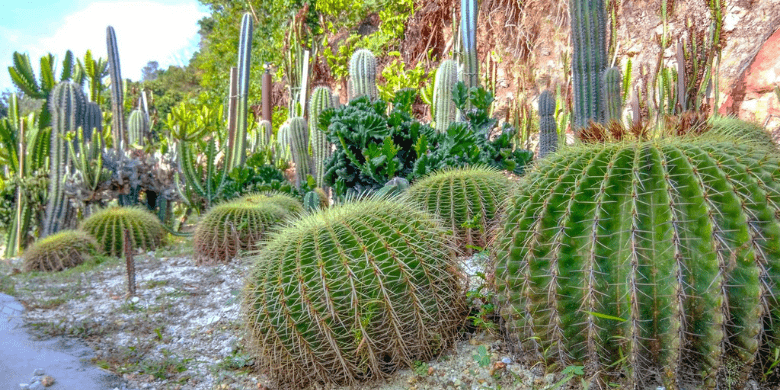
[7,50,75,127]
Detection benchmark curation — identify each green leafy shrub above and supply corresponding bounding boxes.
[193,199,290,264]
[242,198,464,388]
[403,166,513,253]
[22,230,99,272]
[80,207,165,257]
[493,133,780,389]
[219,153,296,201]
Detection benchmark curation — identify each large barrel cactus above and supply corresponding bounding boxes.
[403,166,513,254]
[493,132,780,389]
[81,206,165,257]
[239,192,304,215]
[242,198,464,388]
[22,230,99,272]
[193,199,290,264]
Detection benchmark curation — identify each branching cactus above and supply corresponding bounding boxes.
[106,26,125,146]
[570,0,607,132]
[242,198,464,388]
[493,133,780,389]
[280,117,310,188]
[308,86,336,187]
[81,206,164,257]
[128,109,148,146]
[603,66,622,123]
[538,90,558,158]
[403,166,512,254]
[460,0,479,92]
[348,49,378,100]
[43,81,86,237]
[433,59,459,132]
[83,101,102,140]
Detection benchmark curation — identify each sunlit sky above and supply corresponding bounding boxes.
[0,0,209,93]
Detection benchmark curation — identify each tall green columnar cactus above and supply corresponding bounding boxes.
[348,49,378,100]
[603,66,622,123]
[127,109,148,146]
[308,86,336,187]
[570,0,607,132]
[493,132,780,389]
[460,0,479,92]
[433,59,459,132]
[43,81,86,237]
[229,13,253,171]
[282,117,310,188]
[107,26,125,146]
[255,119,272,151]
[538,90,558,159]
[83,101,102,140]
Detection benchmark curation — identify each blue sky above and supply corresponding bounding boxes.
[0,0,209,93]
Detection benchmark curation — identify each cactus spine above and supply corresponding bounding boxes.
[433,59,459,132]
[82,101,102,140]
[106,26,125,147]
[127,109,148,146]
[43,81,86,237]
[280,117,310,188]
[570,0,607,132]
[538,90,558,159]
[460,0,479,92]
[308,86,336,187]
[229,13,253,171]
[603,66,622,123]
[348,49,378,100]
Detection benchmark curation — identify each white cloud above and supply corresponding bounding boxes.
[0,1,208,93]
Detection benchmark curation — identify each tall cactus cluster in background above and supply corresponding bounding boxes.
[279,117,310,188]
[348,49,378,100]
[106,26,125,147]
[537,90,558,158]
[127,109,148,146]
[43,81,85,237]
[459,0,479,92]
[308,86,337,187]
[433,59,459,132]
[228,12,253,171]
[603,66,622,123]
[570,0,608,131]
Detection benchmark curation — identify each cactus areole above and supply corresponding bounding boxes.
[494,137,780,389]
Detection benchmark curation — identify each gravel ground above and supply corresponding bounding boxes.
[0,246,558,390]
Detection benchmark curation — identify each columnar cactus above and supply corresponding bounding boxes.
[43,81,86,237]
[460,0,479,92]
[403,166,512,254]
[127,109,148,146]
[83,101,102,140]
[538,90,558,158]
[603,66,622,123]
[242,198,464,388]
[348,49,378,100]
[193,200,289,264]
[493,133,780,389]
[433,59,459,132]
[106,26,125,146]
[255,119,272,152]
[229,12,253,171]
[22,230,99,272]
[308,86,336,187]
[81,206,164,257]
[279,117,310,188]
[570,0,607,131]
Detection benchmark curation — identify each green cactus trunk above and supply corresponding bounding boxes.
[281,117,310,189]
[254,119,272,152]
[433,59,459,132]
[106,26,125,147]
[494,134,780,389]
[127,109,148,146]
[83,101,102,140]
[570,0,607,132]
[603,66,622,123]
[460,0,479,92]
[43,81,85,237]
[229,13,253,171]
[538,90,558,158]
[308,86,336,187]
[348,49,378,100]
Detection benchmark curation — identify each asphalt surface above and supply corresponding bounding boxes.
[0,293,126,389]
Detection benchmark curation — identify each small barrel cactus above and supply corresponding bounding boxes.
[22,230,99,272]
[193,200,290,264]
[242,198,464,388]
[403,166,513,253]
[538,90,558,159]
[81,206,165,257]
[493,134,780,389]
[238,192,303,215]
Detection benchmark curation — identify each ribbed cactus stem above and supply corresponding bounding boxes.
[230,13,253,170]
[603,66,622,123]
[256,119,272,151]
[106,26,125,147]
[570,0,607,132]
[82,102,102,140]
[433,60,459,132]
[308,86,336,187]
[460,0,479,92]
[538,90,558,159]
[348,49,378,100]
[44,81,86,237]
[127,109,148,146]
[302,190,320,211]
[276,122,292,162]
[284,117,310,188]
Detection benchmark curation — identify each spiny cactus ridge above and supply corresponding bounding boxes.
[460,0,479,92]
[127,109,148,146]
[230,12,253,170]
[570,0,607,131]
[348,49,378,100]
[22,230,99,272]
[308,86,337,187]
[106,26,125,146]
[281,117,310,188]
[538,90,558,159]
[83,101,102,140]
[433,59,459,132]
[81,206,165,257]
[603,66,622,123]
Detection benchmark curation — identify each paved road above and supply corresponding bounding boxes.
[0,293,126,389]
